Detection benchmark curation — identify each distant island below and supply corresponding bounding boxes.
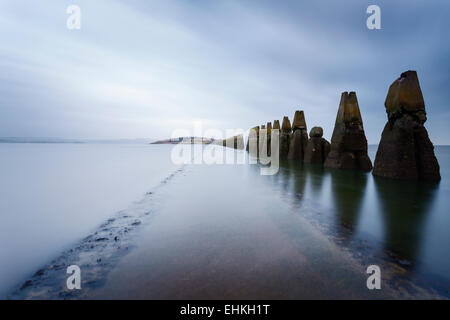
[151,137,215,145]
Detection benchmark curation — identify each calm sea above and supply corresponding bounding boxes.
[1,143,449,298]
[0,143,179,297]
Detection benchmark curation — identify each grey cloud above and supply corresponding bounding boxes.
[0,0,449,143]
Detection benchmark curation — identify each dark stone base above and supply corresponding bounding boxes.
[373,120,440,181]
[288,130,308,160]
[324,150,372,171]
[279,133,290,158]
[304,137,330,164]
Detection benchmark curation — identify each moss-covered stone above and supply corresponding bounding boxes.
[385,70,425,117]
[292,110,307,131]
[281,116,292,133]
[309,126,323,138]
[273,120,280,130]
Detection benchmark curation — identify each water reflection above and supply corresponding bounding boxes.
[273,160,440,266]
[304,163,326,196]
[373,177,439,265]
[329,170,368,242]
[249,151,444,279]
[274,159,292,195]
[276,160,308,206]
[275,158,441,269]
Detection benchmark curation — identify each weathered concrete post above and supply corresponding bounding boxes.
[273,120,280,130]
[279,116,292,158]
[324,92,372,171]
[246,126,260,157]
[288,110,308,161]
[266,122,273,156]
[304,127,331,164]
[373,71,440,180]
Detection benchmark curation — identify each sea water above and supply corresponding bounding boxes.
[0,143,178,297]
[1,143,450,298]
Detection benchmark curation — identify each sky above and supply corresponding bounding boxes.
[0,0,449,144]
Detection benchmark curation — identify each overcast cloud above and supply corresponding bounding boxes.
[0,0,449,143]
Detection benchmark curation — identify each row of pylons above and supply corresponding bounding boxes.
[244,70,441,181]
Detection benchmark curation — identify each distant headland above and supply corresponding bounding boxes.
[151,137,215,145]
